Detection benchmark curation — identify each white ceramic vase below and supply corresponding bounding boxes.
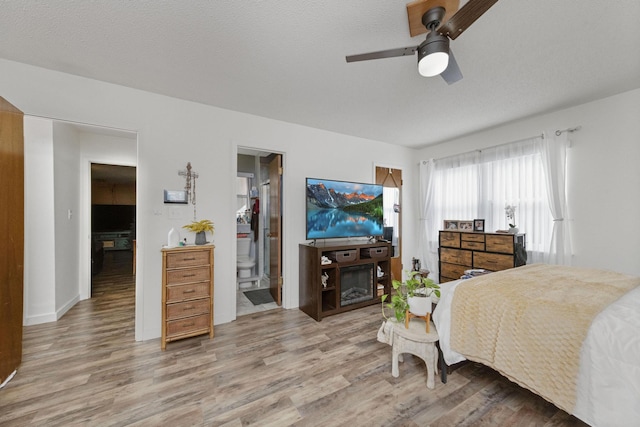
[408,294,432,317]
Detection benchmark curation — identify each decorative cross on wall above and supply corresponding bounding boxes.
[178,162,199,220]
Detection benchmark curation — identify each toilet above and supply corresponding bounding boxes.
[237,236,256,286]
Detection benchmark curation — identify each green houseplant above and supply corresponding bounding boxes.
[182,219,214,245]
[382,270,440,322]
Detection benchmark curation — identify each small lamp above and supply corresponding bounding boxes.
[417,32,450,77]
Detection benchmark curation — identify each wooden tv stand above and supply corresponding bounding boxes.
[299,241,391,321]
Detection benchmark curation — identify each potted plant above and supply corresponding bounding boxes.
[182,219,214,245]
[381,270,440,322]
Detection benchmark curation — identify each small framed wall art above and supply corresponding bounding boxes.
[473,219,485,232]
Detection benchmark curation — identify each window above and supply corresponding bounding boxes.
[422,136,554,279]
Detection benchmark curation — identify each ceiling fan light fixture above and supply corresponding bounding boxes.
[417,33,450,77]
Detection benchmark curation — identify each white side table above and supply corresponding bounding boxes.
[390,318,439,389]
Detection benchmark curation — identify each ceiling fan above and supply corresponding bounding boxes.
[345,0,499,84]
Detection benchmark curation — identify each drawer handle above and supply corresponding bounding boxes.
[183,257,196,261]
[182,289,196,294]
[183,273,196,278]
[182,322,195,327]
[183,306,196,310]
[485,260,497,263]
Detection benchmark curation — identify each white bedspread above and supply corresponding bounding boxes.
[573,285,640,426]
[433,277,640,427]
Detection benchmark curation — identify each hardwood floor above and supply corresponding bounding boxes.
[1,254,588,426]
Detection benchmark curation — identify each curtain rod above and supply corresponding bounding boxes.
[555,125,582,136]
[424,132,544,164]
[421,126,581,165]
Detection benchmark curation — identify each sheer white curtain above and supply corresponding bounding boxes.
[419,160,435,278]
[478,137,553,263]
[420,151,480,280]
[538,131,572,264]
[419,135,558,281]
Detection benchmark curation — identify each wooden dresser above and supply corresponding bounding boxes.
[439,231,526,283]
[161,244,214,350]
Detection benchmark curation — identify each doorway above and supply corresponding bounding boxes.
[90,163,136,293]
[236,149,283,317]
[376,166,403,281]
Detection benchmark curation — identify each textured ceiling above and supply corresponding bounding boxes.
[1,1,639,148]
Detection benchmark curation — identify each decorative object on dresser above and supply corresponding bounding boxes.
[161,244,214,350]
[504,204,518,233]
[473,219,485,232]
[443,220,458,230]
[439,230,526,283]
[299,241,391,321]
[458,221,473,231]
[182,219,215,245]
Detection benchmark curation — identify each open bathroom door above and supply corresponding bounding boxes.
[268,154,282,305]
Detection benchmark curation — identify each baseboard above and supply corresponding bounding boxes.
[24,312,57,326]
[56,295,80,320]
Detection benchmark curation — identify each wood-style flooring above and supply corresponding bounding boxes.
[0,252,588,426]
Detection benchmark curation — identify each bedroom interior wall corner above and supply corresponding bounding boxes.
[415,89,640,277]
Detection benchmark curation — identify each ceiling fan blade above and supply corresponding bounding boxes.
[346,46,418,63]
[438,0,499,40]
[440,49,463,84]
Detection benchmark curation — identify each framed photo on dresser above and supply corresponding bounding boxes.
[459,221,473,231]
[444,220,458,230]
[473,219,485,232]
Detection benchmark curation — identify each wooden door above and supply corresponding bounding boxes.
[268,155,282,305]
[376,167,402,282]
[0,97,24,385]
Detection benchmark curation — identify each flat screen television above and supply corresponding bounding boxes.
[92,204,136,232]
[306,178,384,240]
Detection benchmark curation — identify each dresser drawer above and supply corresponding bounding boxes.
[166,265,210,285]
[461,240,485,250]
[473,252,514,271]
[166,298,210,321]
[440,232,460,248]
[166,282,211,302]
[485,235,514,254]
[440,262,467,281]
[166,313,210,338]
[461,233,484,242]
[166,250,210,268]
[440,247,472,266]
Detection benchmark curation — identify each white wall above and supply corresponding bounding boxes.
[52,122,81,317]
[23,117,56,325]
[1,59,418,341]
[417,89,640,276]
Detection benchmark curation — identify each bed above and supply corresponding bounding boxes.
[432,263,640,427]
